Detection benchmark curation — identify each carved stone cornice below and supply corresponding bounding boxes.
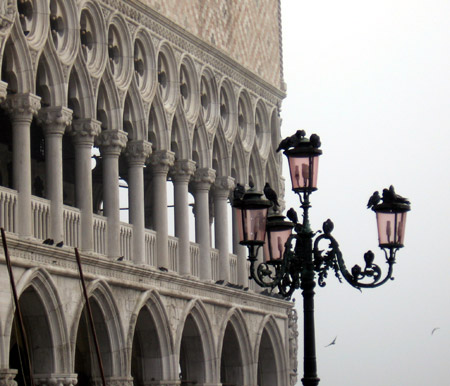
[191,167,216,191]
[124,139,152,166]
[148,150,175,174]
[37,106,73,136]
[2,93,41,120]
[169,159,197,182]
[67,118,102,145]
[96,130,128,156]
[214,176,235,198]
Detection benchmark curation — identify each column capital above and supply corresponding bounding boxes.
[37,106,73,136]
[149,150,175,174]
[96,129,128,156]
[191,167,216,191]
[2,92,41,120]
[214,176,235,198]
[170,159,197,182]
[0,369,18,386]
[34,373,78,386]
[124,139,152,166]
[67,118,102,145]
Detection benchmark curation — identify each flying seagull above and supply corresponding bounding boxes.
[325,336,337,347]
[431,327,440,335]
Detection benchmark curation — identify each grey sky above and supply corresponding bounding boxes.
[281,1,450,385]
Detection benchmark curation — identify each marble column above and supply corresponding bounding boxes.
[191,168,216,281]
[66,118,101,251]
[37,106,73,244]
[2,93,41,237]
[169,159,196,276]
[232,207,249,288]
[124,140,151,265]
[148,150,175,270]
[95,130,127,258]
[213,176,235,283]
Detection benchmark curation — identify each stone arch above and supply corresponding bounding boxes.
[156,41,178,112]
[18,0,49,52]
[179,54,200,123]
[230,137,247,184]
[35,46,66,107]
[217,308,253,386]
[237,89,255,153]
[199,66,219,133]
[148,94,169,151]
[4,267,71,374]
[79,0,108,78]
[255,99,271,159]
[1,24,34,93]
[133,27,157,100]
[270,107,282,156]
[192,118,211,168]
[71,279,127,380]
[170,107,191,161]
[67,58,96,119]
[218,77,237,141]
[127,290,176,383]
[212,127,230,178]
[96,77,121,131]
[265,151,281,199]
[249,145,264,189]
[123,84,146,141]
[255,315,287,386]
[176,299,216,384]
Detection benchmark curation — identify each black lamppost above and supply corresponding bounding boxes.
[232,131,411,386]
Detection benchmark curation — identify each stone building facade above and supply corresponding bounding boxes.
[0,1,297,385]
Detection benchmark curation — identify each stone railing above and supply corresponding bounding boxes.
[229,253,238,284]
[190,242,200,278]
[63,205,81,247]
[168,235,179,272]
[211,248,219,281]
[144,229,157,266]
[120,222,133,261]
[0,186,17,233]
[93,214,107,255]
[31,196,50,240]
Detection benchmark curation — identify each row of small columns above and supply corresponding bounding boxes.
[0,92,248,285]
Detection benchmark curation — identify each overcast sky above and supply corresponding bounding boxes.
[280,1,450,385]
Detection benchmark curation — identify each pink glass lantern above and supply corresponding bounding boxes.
[284,144,322,193]
[263,214,295,262]
[373,202,410,248]
[233,189,272,246]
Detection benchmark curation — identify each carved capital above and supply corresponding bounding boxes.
[170,159,196,182]
[0,369,17,386]
[191,167,216,190]
[34,374,78,386]
[96,130,128,156]
[148,150,175,174]
[67,118,102,145]
[214,176,235,198]
[124,140,152,165]
[2,93,41,120]
[38,106,73,136]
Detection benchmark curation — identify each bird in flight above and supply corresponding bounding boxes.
[431,327,440,335]
[325,336,337,347]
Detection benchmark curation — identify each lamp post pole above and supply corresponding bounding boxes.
[232,130,411,386]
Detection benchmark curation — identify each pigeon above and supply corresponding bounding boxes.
[367,191,381,209]
[264,182,279,208]
[215,279,225,285]
[286,208,298,224]
[322,219,334,235]
[382,185,410,205]
[431,327,440,335]
[158,266,168,272]
[309,133,321,148]
[55,241,64,248]
[325,336,337,347]
[117,256,124,261]
[276,130,306,152]
[43,238,54,245]
[233,183,245,200]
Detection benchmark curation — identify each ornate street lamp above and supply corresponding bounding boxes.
[232,130,411,386]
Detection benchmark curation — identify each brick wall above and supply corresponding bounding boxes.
[139,0,283,89]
